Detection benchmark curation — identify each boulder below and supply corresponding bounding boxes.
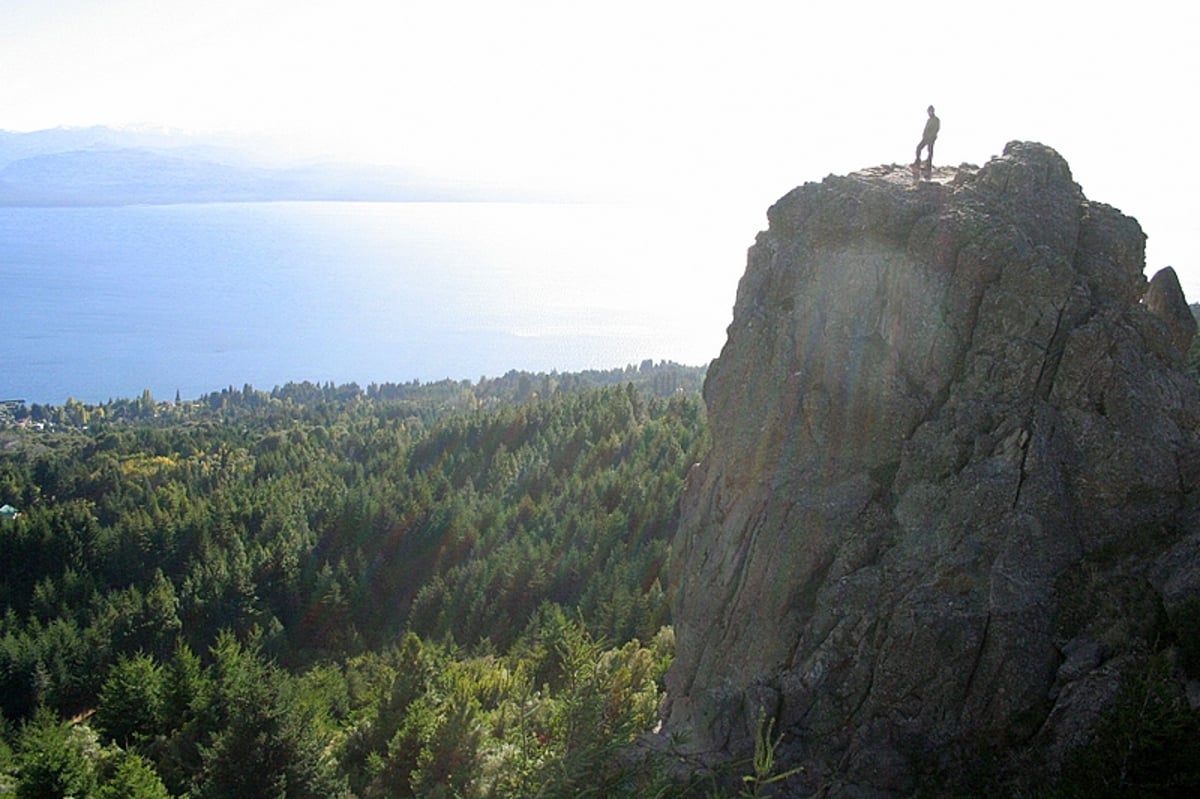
[1144,265,1197,357]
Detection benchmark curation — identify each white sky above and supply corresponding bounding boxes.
[2,0,1199,298]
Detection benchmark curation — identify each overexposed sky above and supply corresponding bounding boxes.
[2,0,1198,296]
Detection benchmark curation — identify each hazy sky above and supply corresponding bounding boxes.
[3,0,1198,296]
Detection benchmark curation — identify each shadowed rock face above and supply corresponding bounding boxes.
[662,142,1200,795]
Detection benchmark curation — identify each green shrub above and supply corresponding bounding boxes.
[1056,653,1200,798]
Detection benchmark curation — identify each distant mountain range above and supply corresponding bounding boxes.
[0,127,517,205]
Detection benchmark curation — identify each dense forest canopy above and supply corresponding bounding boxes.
[0,363,710,797]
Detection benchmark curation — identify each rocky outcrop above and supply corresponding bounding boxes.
[662,142,1200,795]
[1145,266,1197,356]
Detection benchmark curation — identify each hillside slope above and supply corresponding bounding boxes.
[0,127,513,204]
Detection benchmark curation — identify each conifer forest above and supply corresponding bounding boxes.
[0,363,708,798]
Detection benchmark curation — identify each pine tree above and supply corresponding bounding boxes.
[95,652,164,747]
[97,751,171,799]
[14,707,98,799]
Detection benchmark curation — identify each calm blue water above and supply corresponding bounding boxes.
[0,202,739,404]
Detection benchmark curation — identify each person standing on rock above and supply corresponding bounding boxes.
[915,105,940,168]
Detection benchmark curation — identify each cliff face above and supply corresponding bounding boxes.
[663,142,1200,794]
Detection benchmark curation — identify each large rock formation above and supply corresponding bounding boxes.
[662,142,1200,795]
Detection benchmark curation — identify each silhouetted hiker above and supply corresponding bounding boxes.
[914,105,940,168]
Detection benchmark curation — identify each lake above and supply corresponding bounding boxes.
[0,201,749,404]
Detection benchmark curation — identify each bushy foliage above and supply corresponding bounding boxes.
[1056,653,1200,798]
